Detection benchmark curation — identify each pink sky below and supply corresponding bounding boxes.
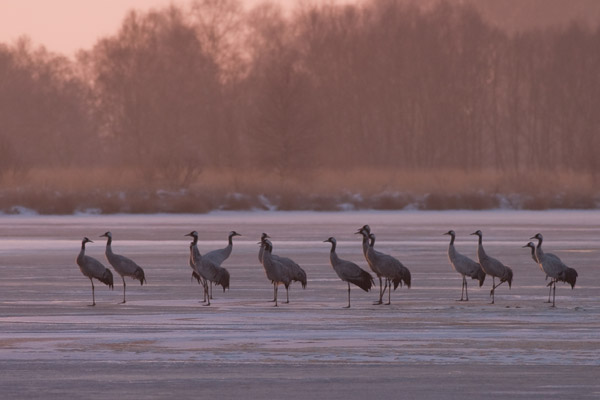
[1,0,340,58]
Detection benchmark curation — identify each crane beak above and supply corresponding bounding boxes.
[469,232,477,236]
[529,236,536,240]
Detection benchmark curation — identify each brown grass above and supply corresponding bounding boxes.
[0,167,597,213]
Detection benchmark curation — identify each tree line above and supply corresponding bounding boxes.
[1,0,599,187]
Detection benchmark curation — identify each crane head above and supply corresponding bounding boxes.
[522,242,536,249]
[444,230,455,237]
[185,231,198,238]
[323,237,336,244]
[470,230,482,237]
[82,237,93,244]
[100,231,112,238]
[530,233,543,241]
[229,231,242,238]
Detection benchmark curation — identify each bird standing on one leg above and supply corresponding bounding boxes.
[100,231,146,304]
[76,237,113,306]
[324,237,374,308]
[185,231,210,305]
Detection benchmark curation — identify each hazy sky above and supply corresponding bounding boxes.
[0,0,339,58]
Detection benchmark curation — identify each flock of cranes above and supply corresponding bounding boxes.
[76,226,578,308]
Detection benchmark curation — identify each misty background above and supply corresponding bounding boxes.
[1,0,599,214]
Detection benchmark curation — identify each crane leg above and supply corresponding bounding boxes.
[375,279,388,305]
[374,276,383,305]
[120,276,127,304]
[89,278,96,306]
[203,280,211,306]
[458,276,467,301]
[285,286,290,304]
[270,284,276,302]
[464,277,469,301]
[545,281,552,303]
[344,282,351,308]
[274,283,278,307]
[551,280,556,308]
[385,279,391,305]
[490,279,507,304]
[209,283,213,300]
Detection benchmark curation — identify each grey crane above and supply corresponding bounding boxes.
[355,225,385,304]
[185,231,210,305]
[204,231,241,265]
[201,231,239,299]
[366,233,411,305]
[324,237,374,308]
[258,232,269,264]
[523,241,553,303]
[185,231,230,304]
[523,242,539,264]
[470,230,513,304]
[258,233,307,302]
[76,237,114,306]
[444,230,486,301]
[100,232,146,304]
[523,241,552,303]
[530,233,578,307]
[260,239,293,307]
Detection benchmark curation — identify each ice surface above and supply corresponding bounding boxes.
[0,210,599,399]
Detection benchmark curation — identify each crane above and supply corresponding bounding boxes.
[366,233,411,305]
[444,230,485,301]
[324,237,374,308]
[100,232,146,304]
[530,233,578,307]
[76,237,113,306]
[470,230,512,304]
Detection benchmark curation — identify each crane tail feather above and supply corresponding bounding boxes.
[99,269,114,289]
[134,267,146,286]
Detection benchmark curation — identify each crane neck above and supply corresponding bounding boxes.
[329,241,337,253]
[191,236,198,246]
[228,235,234,246]
[81,241,87,251]
[477,235,482,245]
[104,236,113,255]
[449,234,455,245]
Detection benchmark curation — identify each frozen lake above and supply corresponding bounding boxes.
[1,210,599,399]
